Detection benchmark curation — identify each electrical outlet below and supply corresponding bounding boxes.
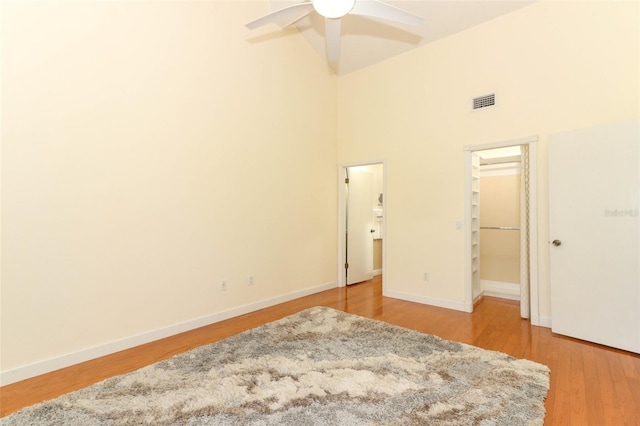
[423,272,430,281]
[247,275,254,286]
[220,280,228,291]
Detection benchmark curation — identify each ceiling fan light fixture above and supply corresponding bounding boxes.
[312,0,356,19]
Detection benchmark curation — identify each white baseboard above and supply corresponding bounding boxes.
[373,269,382,276]
[0,281,337,386]
[383,288,553,329]
[533,315,552,328]
[478,281,554,328]
[480,280,520,300]
[482,291,521,301]
[383,290,468,312]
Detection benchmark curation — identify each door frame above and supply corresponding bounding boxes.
[337,160,387,289]
[463,136,541,325]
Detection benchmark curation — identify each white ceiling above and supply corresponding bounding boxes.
[265,0,536,75]
[478,145,521,159]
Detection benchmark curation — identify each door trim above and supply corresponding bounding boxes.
[337,160,387,289]
[463,136,541,326]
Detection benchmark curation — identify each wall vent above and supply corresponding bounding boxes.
[472,93,496,110]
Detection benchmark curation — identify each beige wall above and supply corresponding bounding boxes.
[1,1,337,372]
[480,174,520,284]
[337,0,639,314]
[373,239,383,271]
[2,0,639,380]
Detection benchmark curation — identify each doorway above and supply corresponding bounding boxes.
[477,147,522,303]
[338,162,385,288]
[464,137,540,325]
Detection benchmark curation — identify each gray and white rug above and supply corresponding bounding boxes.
[1,306,550,425]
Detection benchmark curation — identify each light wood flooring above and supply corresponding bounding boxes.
[2,275,640,424]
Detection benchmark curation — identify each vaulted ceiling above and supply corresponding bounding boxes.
[264,0,537,75]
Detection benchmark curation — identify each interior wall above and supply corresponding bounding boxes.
[479,173,520,284]
[336,0,639,316]
[1,1,338,373]
[373,240,383,272]
[2,0,638,381]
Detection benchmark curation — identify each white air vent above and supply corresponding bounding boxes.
[472,93,496,110]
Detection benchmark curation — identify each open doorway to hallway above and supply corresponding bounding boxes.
[338,162,385,289]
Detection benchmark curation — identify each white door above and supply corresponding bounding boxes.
[549,120,639,353]
[346,168,374,285]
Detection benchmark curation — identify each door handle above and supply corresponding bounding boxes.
[370,229,376,233]
[552,239,562,246]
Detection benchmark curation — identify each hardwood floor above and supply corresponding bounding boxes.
[2,275,640,424]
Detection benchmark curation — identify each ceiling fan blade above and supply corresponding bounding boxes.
[246,2,314,30]
[351,0,423,27]
[325,18,342,62]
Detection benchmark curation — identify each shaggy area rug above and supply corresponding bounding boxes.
[1,307,550,425]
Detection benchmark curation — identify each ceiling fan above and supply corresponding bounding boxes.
[246,0,423,63]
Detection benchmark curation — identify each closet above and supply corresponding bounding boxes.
[478,148,522,301]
